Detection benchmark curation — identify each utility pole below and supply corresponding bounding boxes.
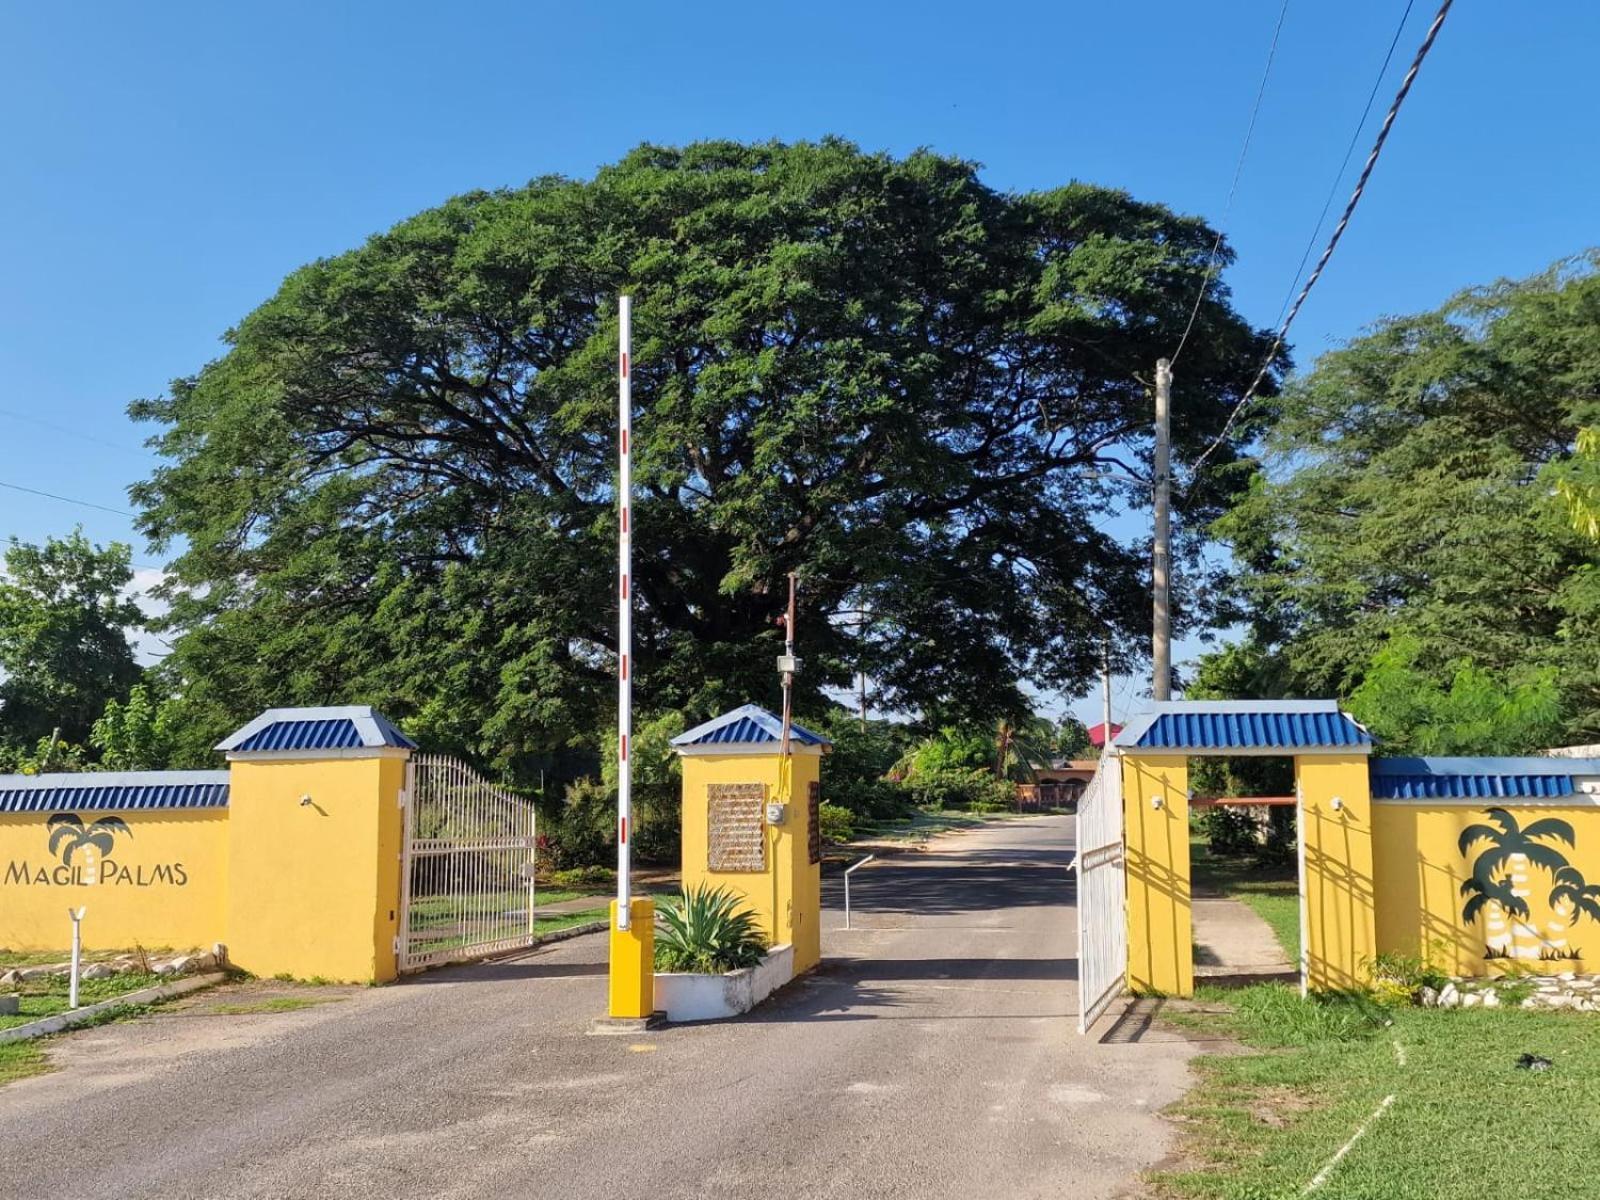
[778,572,799,756]
[1101,633,1113,749]
[1152,358,1173,702]
[857,606,869,733]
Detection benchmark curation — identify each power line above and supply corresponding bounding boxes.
[0,406,149,457]
[0,478,134,517]
[1272,0,1418,329]
[1169,0,1293,368]
[1186,0,1455,483]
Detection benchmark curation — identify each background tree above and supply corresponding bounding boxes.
[1052,715,1092,760]
[90,683,185,770]
[0,531,143,748]
[1205,253,1600,747]
[132,139,1278,786]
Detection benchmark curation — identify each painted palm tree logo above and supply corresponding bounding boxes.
[47,814,131,884]
[1459,808,1577,961]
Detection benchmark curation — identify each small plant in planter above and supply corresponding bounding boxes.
[655,884,767,974]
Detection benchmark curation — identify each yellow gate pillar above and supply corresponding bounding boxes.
[1296,755,1376,990]
[217,706,414,984]
[670,705,830,975]
[1121,753,1192,997]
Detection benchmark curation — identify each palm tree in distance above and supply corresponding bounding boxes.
[1459,808,1575,960]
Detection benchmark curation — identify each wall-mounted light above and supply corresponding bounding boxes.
[300,794,314,807]
[1330,796,1343,812]
[1151,794,1164,811]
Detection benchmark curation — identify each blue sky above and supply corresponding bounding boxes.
[1,1,1595,723]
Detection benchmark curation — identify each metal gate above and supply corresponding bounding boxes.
[399,754,538,972]
[1075,750,1127,1033]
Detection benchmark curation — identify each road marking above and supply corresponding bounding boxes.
[628,1044,657,1053]
[1048,1084,1106,1105]
[1303,1093,1395,1194]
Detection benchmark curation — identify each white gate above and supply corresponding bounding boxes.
[1075,750,1127,1033]
[399,754,538,972]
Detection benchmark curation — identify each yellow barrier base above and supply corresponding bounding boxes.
[607,898,655,1020]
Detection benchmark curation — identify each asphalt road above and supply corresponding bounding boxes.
[0,814,1196,1199]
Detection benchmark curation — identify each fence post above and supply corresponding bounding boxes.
[67,907,85,1009]
[843,855,875,929]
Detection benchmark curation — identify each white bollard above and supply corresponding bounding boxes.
[843,855,875,930]
[68,907,86,1009]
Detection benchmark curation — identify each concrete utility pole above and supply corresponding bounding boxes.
[1152,358,1173,702]
[1101,633,1113,748]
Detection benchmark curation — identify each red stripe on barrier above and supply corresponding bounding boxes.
[621,352,629,379]
[620,574,628,599]
[621,506,628,534]
[619,816,628,844]
[621,654,628,681]
[621,428,628,455]
[620,733,628,760]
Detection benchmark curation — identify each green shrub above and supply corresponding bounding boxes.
[817,801,855,843]
[546,865,615,891]
[1201,806,1260,857]
[1367,949,1450,998]
[904,767,1014,811]
[654,884,768,974]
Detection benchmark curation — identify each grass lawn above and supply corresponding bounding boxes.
[1190,837,1300,963]
[1155,983,1600,1199]
[0,1042,47,1086]
[0,971,166,1031]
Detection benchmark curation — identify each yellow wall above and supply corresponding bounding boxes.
[1298,755,1376,990]
[679,750,823,974]
[0,809,227,953]
[1122,754,1191,996]
[1375,801,1600,977]
[225,754,406,983]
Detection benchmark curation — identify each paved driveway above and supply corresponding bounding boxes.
[0,814,1195,1199]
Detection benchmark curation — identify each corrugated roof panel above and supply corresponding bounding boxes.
[0,773,231,813]
[217,706,418,753]
[1371,773,1574,799]
[671,704,830,748]
[232,718,365,752]
[1134,710,1371,750]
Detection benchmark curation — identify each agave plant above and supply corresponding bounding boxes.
[654,884,767,974]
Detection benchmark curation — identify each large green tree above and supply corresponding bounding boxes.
[133,139,1277,781]
[1210,252,1600,744]
[0,531,144,747]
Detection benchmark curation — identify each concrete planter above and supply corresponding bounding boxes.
[654,944,794,1023]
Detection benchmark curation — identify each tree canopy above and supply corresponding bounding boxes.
[1207,253,1600,746]
[133,139,1277,780]
[0,531,144,748]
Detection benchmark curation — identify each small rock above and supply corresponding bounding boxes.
[0,969,21,988]
[1483,991,1501,1008]
[1559,972,1577,982]
[116,961,144,974]
[0,996,17,1016]
[18,966,54,982]
[1522,997,1539,1009]
[1461,992,1482,1008]
[1439,983,1460,1007]
[1419,986,1439,1007]
[1545,994,1572,1010]
[154,962,180,977]
[167,955,198,975]
[80,963,114,981]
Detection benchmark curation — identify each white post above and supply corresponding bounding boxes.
[68,907,85,1009]
[617,294,634,931]
[843,855,875,930]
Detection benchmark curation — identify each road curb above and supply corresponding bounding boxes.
[0,972,229,1043]
[531,920,608,947]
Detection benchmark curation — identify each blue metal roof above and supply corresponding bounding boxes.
[671,704,831,749]
[1370,756,1600,800]
[217,706,416,754]
[1114,700,1372,752]
[0,771,230,813]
